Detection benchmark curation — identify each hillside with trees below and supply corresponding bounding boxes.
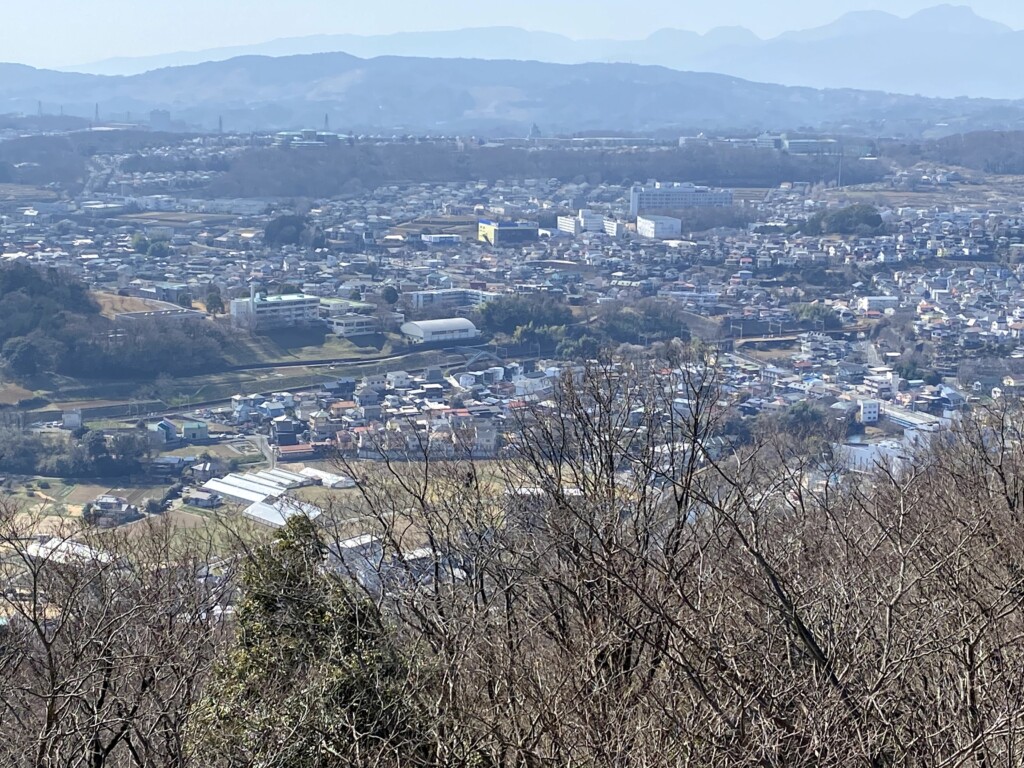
[0,426,150,478]
[6,52,1024,134]
[0,264,227,380]
[802,203,884,235]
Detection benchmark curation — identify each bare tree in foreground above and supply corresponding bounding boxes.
[326,349,1024,766]
[0,508,233,768]
[7,348,1024,766]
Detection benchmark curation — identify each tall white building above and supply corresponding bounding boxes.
[556,215,582,236]
[629,182,734,217]
[637,215,683,240]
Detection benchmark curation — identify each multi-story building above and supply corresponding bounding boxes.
[604,219,625,238]
[421,233,463,245]
[859,399,880,424]
[230,289,321,331]
[327,313,381,338]
[478,219,539,246]
[556,209,606,236]
[557,215,582,236]
[406,288,498,310]
[629,182,734,217]
[319,297,376,318]
[784,138,841,156]
[637,215,683,240]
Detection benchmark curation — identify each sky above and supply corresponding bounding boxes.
[4,0,1023,69]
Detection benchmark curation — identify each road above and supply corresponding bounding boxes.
[221,342,509,373]
[250,434,275,469]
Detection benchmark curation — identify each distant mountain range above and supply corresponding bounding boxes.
[8,52,1024,136]
[63,5,1024,99]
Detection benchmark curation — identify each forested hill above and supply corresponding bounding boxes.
[0,264,225,380]
[204,143,883,199]
[6,52,1024,135]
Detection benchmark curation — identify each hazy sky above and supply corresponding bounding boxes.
[5,0,1023,68]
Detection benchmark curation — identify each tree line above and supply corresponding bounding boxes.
[0,426,150,478]
[205,143,888,199]
[882,130,1024,175]
[475,294,691,357]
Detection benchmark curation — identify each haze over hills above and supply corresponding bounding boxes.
[10,52,1024,136]
[64,4,1024,99]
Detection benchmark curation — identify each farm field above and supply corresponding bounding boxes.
[104,506,273,554]
[115,212,236,227]
[0,184,59,203]
[0,383,40,405]
[93,292,181,318]
[223,328,396,365]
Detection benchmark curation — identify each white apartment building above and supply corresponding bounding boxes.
[576,209,606,233]
[406,288,498,310]
[230,290,321,331]
[604,219,625,238]
[556,215,582,236]
[859,399,880,424]
[637,215,683,240]
[629,182,734,217]
[557,209,607,237]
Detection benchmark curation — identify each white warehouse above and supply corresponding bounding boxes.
[400,318,480,344]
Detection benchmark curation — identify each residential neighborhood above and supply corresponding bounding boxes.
[2,128,1024,533]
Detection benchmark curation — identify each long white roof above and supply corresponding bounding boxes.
[244,498,322,528]
[201,479,268,505]
[401,318,477,333]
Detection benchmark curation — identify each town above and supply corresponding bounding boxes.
[8,2,1024,763]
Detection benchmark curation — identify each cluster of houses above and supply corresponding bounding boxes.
[221,359,572,461]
